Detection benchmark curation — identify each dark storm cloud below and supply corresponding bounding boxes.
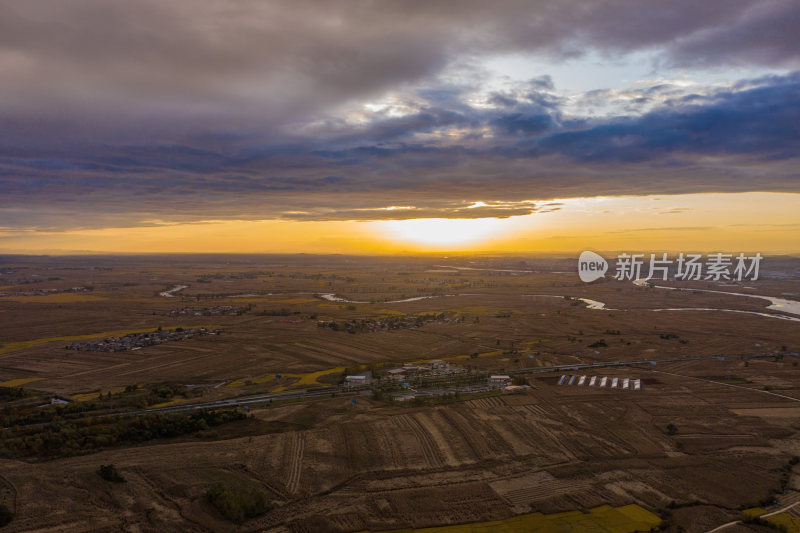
[2,0,796,113]
[2,71,800,229]
[1,0,799,230]
[664,0,800,68]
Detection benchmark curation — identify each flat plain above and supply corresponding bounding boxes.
[1,254,799,532]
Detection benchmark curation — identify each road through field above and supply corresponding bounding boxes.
[651,369,800,403]
[705,491,800,532]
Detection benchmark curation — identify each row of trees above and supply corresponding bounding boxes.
[0,409,246,459]
[1,383,204,428]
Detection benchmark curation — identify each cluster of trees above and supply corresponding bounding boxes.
[206,482,272,523]
[144,383,201,406]
[0,409,246,459]
[2,400,99,428]
[1,383,204,430]
[0,387,26,401]
[97,463,125,483]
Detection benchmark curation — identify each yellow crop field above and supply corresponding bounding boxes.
[149,398,191,408]
[447,306,495,315]
[0,377,44,388]
[275,298,319,304]
[765,512,800,533]
[374,504,661,533]
[285,366,346,386]
[523,339,550,349]
[0,325,220,355]
[317,302,371,311]
[227,366,344,391]
[272,366,346,392]
[226,374,278,388]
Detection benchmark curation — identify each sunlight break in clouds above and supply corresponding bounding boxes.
[377,218,511,248]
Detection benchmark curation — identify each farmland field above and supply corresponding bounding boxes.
[1,254,800,532]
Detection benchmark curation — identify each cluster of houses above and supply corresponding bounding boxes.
[66,327,220,352]
[0,286,90,297]
[343,361,518,395]
[343,360,466,388]
[381,359,466,380]
[0,277,45,285]
[165,305,251,317]
[558,374,642,390]
[318,313,453,334]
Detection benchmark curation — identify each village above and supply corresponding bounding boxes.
[165,304,252,317]
[317,312,458,334]
[342,359,521,402]
[0,286,91,297]
[65,327,221,352]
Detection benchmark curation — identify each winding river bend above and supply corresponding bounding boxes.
[158,285,187,297]
[318,293,474,304]
[318,283,800,321]
[159,277,800,323]
[632,278,800,321]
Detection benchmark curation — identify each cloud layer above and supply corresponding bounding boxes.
[1,0,799,230]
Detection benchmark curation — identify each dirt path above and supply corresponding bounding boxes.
[652,369,800,403]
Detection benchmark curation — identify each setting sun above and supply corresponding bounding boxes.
[377,218,508,248]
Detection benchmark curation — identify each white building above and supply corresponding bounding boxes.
[344,371,372,386]
[386,368,406,380]
[488,375,512,388]
[428,359,449,371]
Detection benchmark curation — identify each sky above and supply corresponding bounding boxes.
[1,0,798,254]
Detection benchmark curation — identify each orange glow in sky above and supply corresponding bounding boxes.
[1,192,798,255]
